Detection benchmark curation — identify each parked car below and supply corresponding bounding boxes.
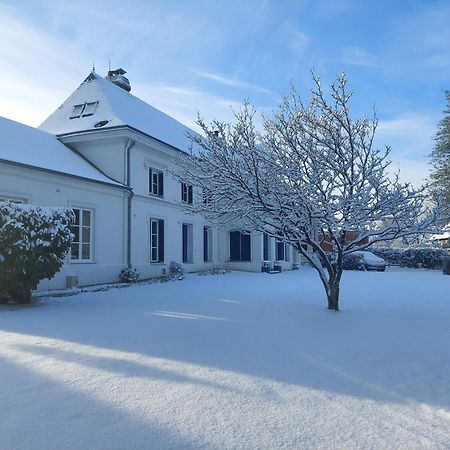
[352,251,386,271]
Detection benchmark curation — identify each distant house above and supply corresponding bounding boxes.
[318,231,369,252]
[432,224,450,248]
[0,69,300,291]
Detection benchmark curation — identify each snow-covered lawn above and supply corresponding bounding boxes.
[1,268,449,449]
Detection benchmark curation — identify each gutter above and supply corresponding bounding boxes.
[125,139,136,268]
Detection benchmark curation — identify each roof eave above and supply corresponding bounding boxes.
[56,125,193,156]
[0,158,129,190]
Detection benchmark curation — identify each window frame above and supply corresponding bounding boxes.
[70,102,98,119]
[82,102,98,117]
[148,168,164,197]
[181,183,193,204]
[70,104,85,119]
[229,230,251,262]
[203,226,213,262]
[182,223,194,263]
[275,239,289,261]
[150,218,165,263]
[70,207,94,263]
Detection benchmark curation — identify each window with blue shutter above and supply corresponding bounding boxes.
[149,168,164,196]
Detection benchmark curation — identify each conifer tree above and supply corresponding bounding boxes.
[430,91,450,206]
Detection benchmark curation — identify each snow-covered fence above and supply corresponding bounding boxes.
[370,247,447,269]
[0,203,74,303]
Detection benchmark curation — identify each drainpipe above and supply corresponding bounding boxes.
[125,139,135,268]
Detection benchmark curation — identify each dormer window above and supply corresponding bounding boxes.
[70,104,85,119]
[83,102,98,117]
[70,102,98,119]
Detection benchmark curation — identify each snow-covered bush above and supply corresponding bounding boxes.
[119,267,139,283]
[169,261,184,279]
[198,265,231,276]
[0,203,74,303]
[370,247,447,269]
[443,256,450,275]
[342,253,366,271]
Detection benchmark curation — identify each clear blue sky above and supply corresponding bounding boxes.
[0,0,448,185]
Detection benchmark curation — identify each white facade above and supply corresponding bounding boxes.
[0,70,301,291]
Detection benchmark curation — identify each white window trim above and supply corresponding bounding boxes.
[204,226,213,262]
[150,219,159,262]
[181,183,193,204]
[70,207,95,263]
[148,167,164,197]
[182,222,194,263]
[70,102,98,119]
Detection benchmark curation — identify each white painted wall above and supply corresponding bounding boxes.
[0,163,127,291]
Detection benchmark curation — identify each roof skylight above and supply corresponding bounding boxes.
[70,102,98,119]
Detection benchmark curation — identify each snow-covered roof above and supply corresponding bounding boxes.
[0,116,123,186]
[39,72,196,153]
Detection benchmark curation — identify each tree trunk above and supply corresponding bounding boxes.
[327,281,340,311]
[14,284,32,304]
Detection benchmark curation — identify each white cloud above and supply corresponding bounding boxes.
[134,82,251,132]
[191,69,271,94]
[289,29,310,56]
[339,46,379,68]
[376,112,437,187]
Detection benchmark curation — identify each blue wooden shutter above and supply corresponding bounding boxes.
[230,231,240,261]
[241,233,251,261]
[158,172,164,196]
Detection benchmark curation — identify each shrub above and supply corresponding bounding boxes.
[0,203,74,303]
[119,267,139,283]
[370,247,447,269]
[169,261,184,279]
[198,265,231,276]
[343,253,366,271]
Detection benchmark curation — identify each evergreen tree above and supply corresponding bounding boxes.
[430,91,450,205]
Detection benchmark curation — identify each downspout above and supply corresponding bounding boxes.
[125,139,135,268]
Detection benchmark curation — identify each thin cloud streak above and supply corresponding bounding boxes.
[191,69,271,94]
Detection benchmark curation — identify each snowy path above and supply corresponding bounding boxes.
[0,268,449,449]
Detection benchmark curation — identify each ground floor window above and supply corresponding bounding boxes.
[150,218,164,262]
[230,231,251,262]
[203,227,213,262]
[276,239,288,261]
[0,196,26,204]
[71,208,94,261]
[182,223,193,263]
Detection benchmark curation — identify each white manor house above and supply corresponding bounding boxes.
[0,69,302,291]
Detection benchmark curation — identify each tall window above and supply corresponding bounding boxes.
[71,208,93,261]
[203,227,213,262]
[182,223,193,263]
[0,196,26,204]
[149,168,164,196]
[229,231,251,262]
[150,219,164,262]
[275,239,285,261]
[181,183,193,204]
[275,239,290,261]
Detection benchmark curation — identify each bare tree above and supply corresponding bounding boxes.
[178,73,446,311]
